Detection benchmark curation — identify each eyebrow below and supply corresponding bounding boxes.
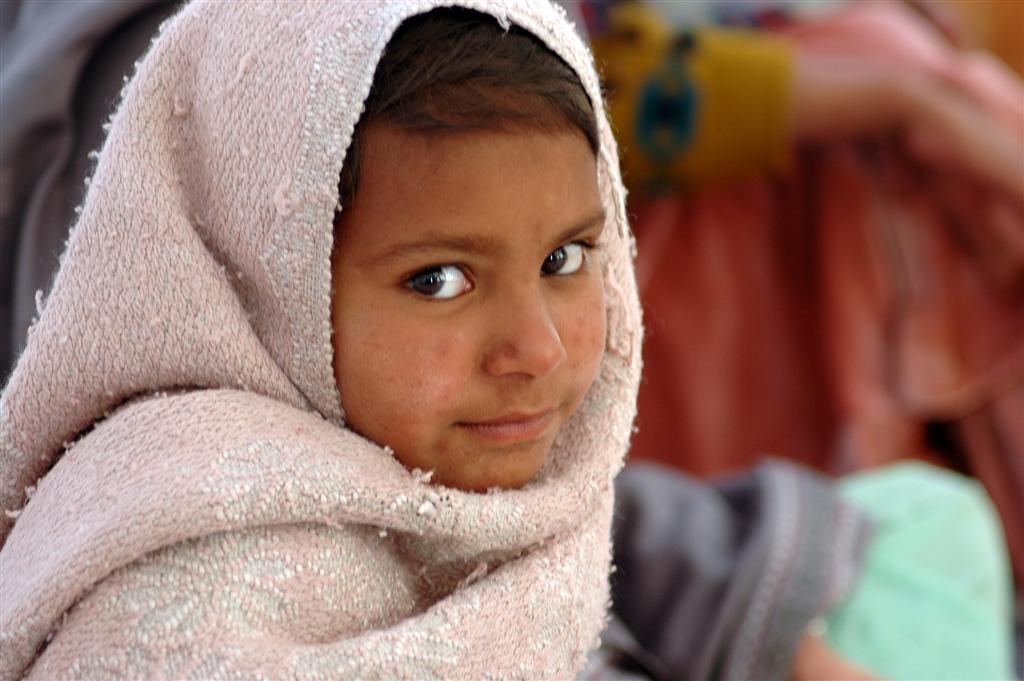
[362,208,607,267]
[550,208,607,248]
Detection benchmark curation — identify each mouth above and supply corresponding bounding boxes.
[456,409,555,444]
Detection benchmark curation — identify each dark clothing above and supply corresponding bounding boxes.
[604,461,869,680]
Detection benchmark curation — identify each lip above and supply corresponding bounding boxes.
[457,410,555,444]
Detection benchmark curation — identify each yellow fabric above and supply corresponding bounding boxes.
[592,4,794,195]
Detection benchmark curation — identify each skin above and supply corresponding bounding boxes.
[331,125,607,492]
[792,53,1024,204]
[790,630,879,681]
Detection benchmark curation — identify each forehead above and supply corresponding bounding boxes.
[336,126,603,258]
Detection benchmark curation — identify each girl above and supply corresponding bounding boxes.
[3,1,1008,679]
[0,1,640,677]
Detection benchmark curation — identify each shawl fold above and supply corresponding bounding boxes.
[0,1,642,678]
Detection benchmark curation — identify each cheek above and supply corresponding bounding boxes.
[336,312,470,425]
[392,326,468,406]
[561,279,607,384]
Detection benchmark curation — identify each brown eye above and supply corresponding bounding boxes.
[407,265,471,299]
[541,243,586,276]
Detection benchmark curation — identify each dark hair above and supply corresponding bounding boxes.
[337,8,599,209]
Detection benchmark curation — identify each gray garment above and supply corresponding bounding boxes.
[1,0,178,382]
[602,460,871,681]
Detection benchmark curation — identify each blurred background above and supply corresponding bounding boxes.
[572,2,1023,676]
[570,3,1023,675]
[2,0,1021,676]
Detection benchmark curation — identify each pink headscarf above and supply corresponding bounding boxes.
[0,1,642,677]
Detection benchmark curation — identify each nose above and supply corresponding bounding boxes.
[482,287,567,380]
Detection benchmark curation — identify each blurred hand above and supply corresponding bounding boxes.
[792,53,1024,203]
[898,72,1023,202]
[789,630,881,681]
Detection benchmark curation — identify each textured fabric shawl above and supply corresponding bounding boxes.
[0,1,642,678]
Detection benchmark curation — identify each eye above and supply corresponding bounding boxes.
[406,265,472,300]
[541,242,586,276]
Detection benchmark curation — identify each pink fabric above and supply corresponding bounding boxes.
[630,1,1024,583]
[0,1,643,678]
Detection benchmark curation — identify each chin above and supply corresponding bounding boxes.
[443,453,548,493]
[457,473,536,493]
[394,434,552,493]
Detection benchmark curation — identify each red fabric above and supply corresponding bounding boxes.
[628,2,1024,584]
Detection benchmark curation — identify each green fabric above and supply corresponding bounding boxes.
[825,462,1015,681]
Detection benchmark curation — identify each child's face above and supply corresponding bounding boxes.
[331,125,606,492]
